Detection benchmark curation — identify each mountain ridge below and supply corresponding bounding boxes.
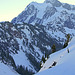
[11,0,75,25]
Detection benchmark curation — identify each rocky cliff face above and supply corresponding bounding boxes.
[44,0,62,7]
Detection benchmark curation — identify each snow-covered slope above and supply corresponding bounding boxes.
[35,36,75,75]
[0,22,63,73]
[0,62,19,75]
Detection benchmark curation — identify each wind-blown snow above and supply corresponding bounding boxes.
[35,37,75,75]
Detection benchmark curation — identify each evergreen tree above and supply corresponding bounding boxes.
[63,34,70,48]
[40,53,50,68]
[42,56,45,63]
[45,53,46,58]
[66,34,70,42]
[16,65,34,75]
[47,54,49,59]
[63,41,68,48]
[52,44,56,53]
[40,62,42,68]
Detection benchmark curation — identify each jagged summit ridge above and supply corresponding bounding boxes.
[45,0,58,3]
[44,0,62,7]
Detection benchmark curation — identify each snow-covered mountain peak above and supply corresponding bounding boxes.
[45,0,58,3]
[44,0,62,7]
[11,0,75,50]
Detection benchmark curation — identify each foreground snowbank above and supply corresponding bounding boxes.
[0,62,19,75]
[36,37,75,75]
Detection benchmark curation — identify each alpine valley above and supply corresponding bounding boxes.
[0,0,75,75]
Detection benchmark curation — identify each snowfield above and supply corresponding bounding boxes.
[35,37,75,75]
[0,62,19,75]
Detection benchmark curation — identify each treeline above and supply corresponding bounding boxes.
[40,34,71,68]
[0,50,34,75]
[0,46,34,75]
[16,65,34,75]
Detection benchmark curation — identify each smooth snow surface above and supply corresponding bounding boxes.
[11,50,36,72]
[35,37,75,75]
[0,62,19,75]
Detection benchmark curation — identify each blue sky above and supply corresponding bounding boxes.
[0,0,75,22]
